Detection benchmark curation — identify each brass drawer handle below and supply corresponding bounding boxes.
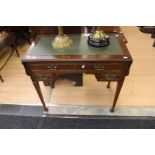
[94,64,105,71]
[47,64,57,70]
[39,75,48,80]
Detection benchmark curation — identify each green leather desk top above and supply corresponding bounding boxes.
[30,35,124,56]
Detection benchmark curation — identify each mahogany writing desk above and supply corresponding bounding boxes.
[22,34,133,112]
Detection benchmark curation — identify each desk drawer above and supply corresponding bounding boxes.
[75,63,124,72]
[29,63,75,71]
[95,73,121,81]
[32,74,56,81]
[29,62,124,73]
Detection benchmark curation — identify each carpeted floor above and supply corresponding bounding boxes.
[1,112,155,129]
[0,104,155,128]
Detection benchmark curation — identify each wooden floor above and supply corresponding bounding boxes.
[0,26,155,107]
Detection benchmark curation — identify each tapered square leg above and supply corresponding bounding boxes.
[0,75,4,82]
[107,81,110,88]
[111,79,124,112]
[32,81,48,111]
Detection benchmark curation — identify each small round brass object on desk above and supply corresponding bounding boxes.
[88,26,110,47]
[52,26,73,49]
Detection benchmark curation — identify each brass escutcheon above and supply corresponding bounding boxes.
[47,64,57,70]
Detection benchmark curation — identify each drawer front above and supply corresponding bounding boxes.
[30,63,75,71]
[29,62,124,74]
[76,63,123,70]
[95,73,121,81]
[75,63,124,74]
[32,74,56,81]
